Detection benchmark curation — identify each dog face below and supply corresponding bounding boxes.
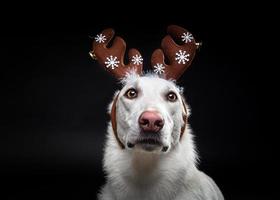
[113,74,188,153]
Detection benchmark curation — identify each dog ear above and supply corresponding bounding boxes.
[180,95,191,118]
[180,95,189,140]
[151,25,201,80]
[90,28,143,80]
[107,91,120,114]
[110,92,125,149]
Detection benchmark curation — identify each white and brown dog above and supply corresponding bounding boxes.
[90,25,224,200]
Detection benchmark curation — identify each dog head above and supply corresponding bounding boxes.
[90,25,199,153]
[110,73,189,153]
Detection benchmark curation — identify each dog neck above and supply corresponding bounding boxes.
[131,150,161,178]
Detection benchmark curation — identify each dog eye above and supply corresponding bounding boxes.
[166,92,177,102]
[125,88,138,99]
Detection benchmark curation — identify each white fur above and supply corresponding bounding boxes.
[98,73,224,200]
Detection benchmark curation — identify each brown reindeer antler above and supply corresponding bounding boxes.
[89,28,143,79]
[151,25,201,80]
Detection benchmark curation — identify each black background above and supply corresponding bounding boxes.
[0,1,272,200]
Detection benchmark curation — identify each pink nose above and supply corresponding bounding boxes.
[138,111,164,133]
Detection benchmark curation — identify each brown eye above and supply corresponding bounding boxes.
[166,92,177,102]
[125,88,138,99]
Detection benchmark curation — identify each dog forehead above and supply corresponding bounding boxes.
[139,76,174,87]
[123,75,178,91]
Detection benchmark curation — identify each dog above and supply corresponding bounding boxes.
[90,25,224,200]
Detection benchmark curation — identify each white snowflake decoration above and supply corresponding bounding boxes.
[181,32,193,43]
[153,63,165,74]
[175,50,190,64]
[95,34,106,43]
[131,54,143,65]
[104,55,120,69]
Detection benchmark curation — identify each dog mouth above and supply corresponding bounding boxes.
[127,132,169,152]
[136,137,162,145]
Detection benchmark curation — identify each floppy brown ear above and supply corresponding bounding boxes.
[90,28,143,79]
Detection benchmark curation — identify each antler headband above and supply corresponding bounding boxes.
[90,25,201,80]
